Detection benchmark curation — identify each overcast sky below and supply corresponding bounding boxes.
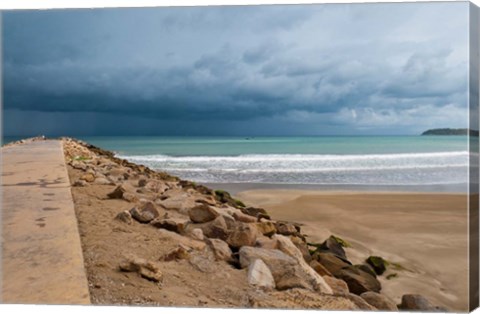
[2,2,470,136]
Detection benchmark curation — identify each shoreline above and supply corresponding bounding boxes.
[202,182,468,195]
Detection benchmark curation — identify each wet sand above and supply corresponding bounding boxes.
[235,188,469,312]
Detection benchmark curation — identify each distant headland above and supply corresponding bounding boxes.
[421,128,479,136]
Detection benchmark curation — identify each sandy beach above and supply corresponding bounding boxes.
[235,188,469,311]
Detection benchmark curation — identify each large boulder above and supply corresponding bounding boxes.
[150,218,187,234]
[334,265,381,295]
[366,256,388,276]
[315,235,347,260]
[156,190,197,215]
[275,221,299,236]
[226,223,257,248]
[241,206,270,220]
[206,238,234,262]
[233,211,257,223]
[399,294,444,311]
[323,276,349,294]
[119,256,163,282]
[255,221,277,237]
[189,204,219,223]
[273,235,332,294]
[360,291,398,311]
[107,184,127,199]
[310,260,333,277]
[238,246,311,291]
[130,202,160,223]
[247,259,275,289]
[314,252,351,274]
[187,215,230,240]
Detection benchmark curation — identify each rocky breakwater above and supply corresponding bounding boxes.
[61,137,447,311]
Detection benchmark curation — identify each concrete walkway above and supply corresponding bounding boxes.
[1,140,90,304]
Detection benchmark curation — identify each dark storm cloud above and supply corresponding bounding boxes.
[2,2,470,136]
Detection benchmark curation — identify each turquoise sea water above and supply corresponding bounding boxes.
[81,136,468,186]
[3,135,469,186]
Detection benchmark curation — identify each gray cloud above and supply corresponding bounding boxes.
[2,2,470,136]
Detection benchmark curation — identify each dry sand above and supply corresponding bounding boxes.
[236,189,469,312]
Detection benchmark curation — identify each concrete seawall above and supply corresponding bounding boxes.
[1,140,90,304]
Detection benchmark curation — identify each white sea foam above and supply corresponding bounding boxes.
[117,151,469,185]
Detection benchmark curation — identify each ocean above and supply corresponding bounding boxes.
[2,135,469,190]
[56,135,468,190]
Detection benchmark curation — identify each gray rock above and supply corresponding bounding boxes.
[247,259,275,289]
[206,238,233,262]
[115,210,133,224]
[239,246,326,292]
[399,294,443,311]
[130,202,160,223]
[226,223,257,248]
[189,204,219,223]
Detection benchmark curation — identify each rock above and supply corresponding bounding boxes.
[316,235,347,260]
[158,190,197,215]
[186,215,230,240]
[189,228,204,241]
[360,291,398,311]
[119,256,163,282]
[275,221,298,236]
[310,260,333,276]
[226,223,257,248]
[150,218,186,234]
[290,236,312,263]
[138,178,147,187]
[239,246,309,290]
[241,206,270,220]
[195,195,217,206]
[80,173,95,183]
[189,251,216,273]
[313,252,351,274]
[107,184,127,199]
[144,180,168,193]
[334,265,381,295]
[323,276,349,294]
[247,259,275,289]
[130,202,160,223]
[71,160,87,171]
[189,204,219,223]
[206,238,233,262]
[341,293,377,310]
[273,235,332,294]
[73,179,88,187]
[399,294,439,311]
[94,177,113,185]
[233,211,257,223]
[255,236,278,249]
[115,210,133,224]
[366,256,388,276]
[356,264,377,278]
[161,245,191,261]
[255,221,277,237]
